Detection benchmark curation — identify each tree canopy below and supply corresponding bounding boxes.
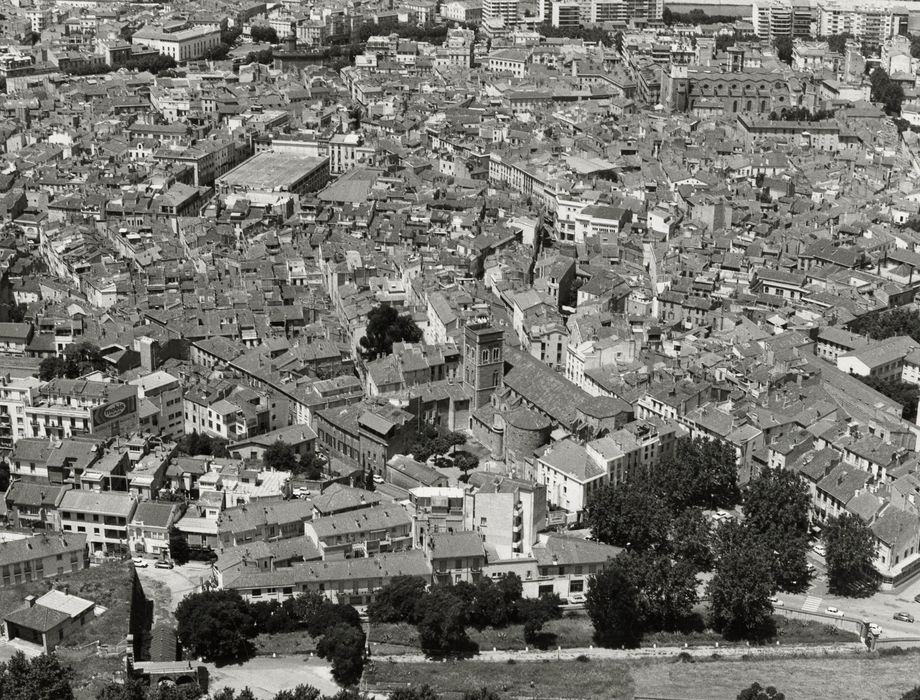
[849,308,920,341]
[824,512,878,596]
[175,590,257,662]
[39,342,107,381]
[176,431,229,458]
[0,652,74,700]
[743,468,811,592]
[584,481,671,552]
[652,436,740,511]
[360,304,422,360]
[585,557,643,648]
[250,25,280,43]
[737,684,786,700]
[316,623,366,686]
[870,67,904,115]
[708,521,776,640]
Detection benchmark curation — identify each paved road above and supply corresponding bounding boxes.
[773,552,920,639]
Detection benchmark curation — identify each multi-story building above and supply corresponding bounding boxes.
[0,533,88,585]
[483,0,520,27]
[25,379,138,441]
[59,490,137,556]
[129,370,184,440]
[129,502,184,559]
[817,1,908,45]
[305,504,413,559]
[131,21,222,62]
[0,375,42,448]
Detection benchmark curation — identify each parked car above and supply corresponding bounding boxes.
[372,474,384,484]
[568,593,586,604]
[768,595,783,606]
[154,560,174,569]
[868,623,883,636]
[132,557,148,568]
[812,544,827,557]
[894,612,914,623]
[826,606,843,616]
[914,593,920,604]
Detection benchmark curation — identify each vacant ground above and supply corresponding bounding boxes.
[631,651,920,699]
[0,561,134,647]
[367,650,920,699]
[368,613,852,656]
[364,658,634,699]
[254,630,320,656]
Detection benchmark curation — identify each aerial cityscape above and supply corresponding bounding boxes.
[0,0,920,697]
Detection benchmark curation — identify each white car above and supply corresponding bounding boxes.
[812,544,827,557]
[372,474,384,484]
[768,595,783,606]
[132,557,148,568]
[868,623,883,636]
[568,593,587,604]
[826,606,844,616]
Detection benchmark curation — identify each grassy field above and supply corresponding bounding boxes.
[254,630,320,656]
[365,658,634,699]
[631,651,920,699]
[367,651,920,700]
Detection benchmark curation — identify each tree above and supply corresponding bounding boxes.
[743,469,811,592]
[900,688,920,700]
[168,527,189,565]
[585,482,671,552]
[662,7,673,24]
[175,590,256,662]
[585,558,643,648]
[0,652,75,700]
[264,440,298,471]
[250,25,280,43]
[360,304,422,360]
[177,431,229,458]
[708,522,776,641]
[462,691,501,700]
[368,576,428,623]
[737,683,786,700]
[773,35,793,64]
[870,67,904,115]
[518,593,562,644]
[653,436,739,511]
[272,687,321,700]
[825,32,852,54]
[824,512,878,595]
[211,690,257,700]
[670,507,713,572]
[849,308,920,342]
[202,43,231,60]
[96,678,148,700]
[415,588,471,655]
[858,376,919,421]
[316,623,366,686]
[626,551,700,632]
[0,460,9,492]
[123,53,176,74]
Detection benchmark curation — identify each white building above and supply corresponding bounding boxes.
[131,22,221,62]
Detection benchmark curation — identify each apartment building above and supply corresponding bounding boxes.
[0,533,88,585]
[25,379,138,441]
[59,490,137,556]
[305,504,413,559]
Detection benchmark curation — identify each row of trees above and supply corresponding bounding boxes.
[175,590,366,685]
[263,439,324,479]
[584,438,878,644]
[368,574,562,652]
[849,307,920,343]
[768,107,835,122]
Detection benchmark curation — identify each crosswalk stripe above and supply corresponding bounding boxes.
[802,595,821,612]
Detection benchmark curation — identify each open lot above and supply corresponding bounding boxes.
[631,651,920,699]
[365,658,634,699]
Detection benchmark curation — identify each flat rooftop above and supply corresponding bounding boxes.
[218,152,328,192]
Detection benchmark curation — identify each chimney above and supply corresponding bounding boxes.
[24,595,36,608]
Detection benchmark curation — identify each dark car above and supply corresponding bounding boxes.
[154,560,174,569]
[914,594,920,604]
[894,612,915,623]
